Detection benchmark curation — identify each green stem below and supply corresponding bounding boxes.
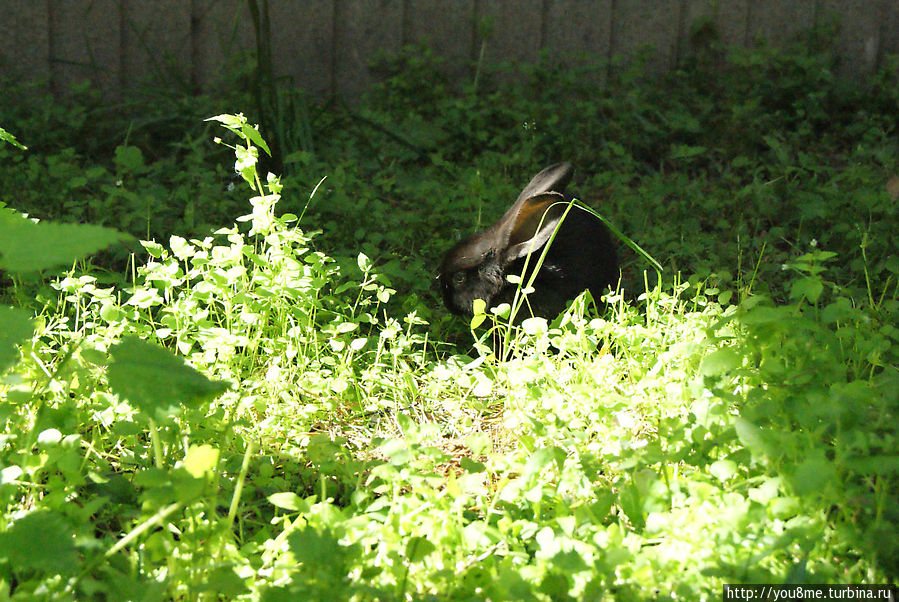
[106,502,182,557]
[148,418,165,468]
[226,438,257,528]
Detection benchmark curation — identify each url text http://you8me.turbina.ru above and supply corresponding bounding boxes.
[723,584,897,601]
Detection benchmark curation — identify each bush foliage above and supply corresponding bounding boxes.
[0,23,897,599]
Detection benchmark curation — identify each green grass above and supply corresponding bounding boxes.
[0,24,897,599]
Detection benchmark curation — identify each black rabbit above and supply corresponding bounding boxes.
[439,162,618,319]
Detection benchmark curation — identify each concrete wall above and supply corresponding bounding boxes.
[1,0,896,101]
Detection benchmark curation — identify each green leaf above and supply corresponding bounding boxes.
[182,444,220,478]
[0,510,78,574]
[99,302,123,322]
[205,114,244,129]
[539,571,572,598]
[140,240,165,258]
[84,471,138,504]
[843,455,899,475]
[618,483,645,530]
[241,123,271,156]
[790,276,824,303]
[670,144,707,159]
[791,456,834,495]
[0,305,34,371]
[200,567,249,596]
[470,298,487,329]
[523,447,556,478]
[206,113,271,156]
[108,335,229,417]
[169,235,194,260]
[770,496,800,518]
[700,348,741,377]
[460,456,486,473]
[114,145,145,172]
[334,322,358,335]
[1,465,23,484]
[0,126,27,150]
[0,212,131,273]
[268,492,304,511]
[406,535,436,563]
[734,417,769,456]
[465,432,491,456]
[37,428,63,445]
[521,317,548,335]
[709,460,737,482]
[287,528,347,567]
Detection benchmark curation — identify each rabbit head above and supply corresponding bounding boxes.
[439,162,618,318]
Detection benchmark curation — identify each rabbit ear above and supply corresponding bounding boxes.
[515,162,573,203]
[441,228,501,271]
[493,162,573,244]
[492,163,574,241]
[501,192,566,263]
[443,163,574,272]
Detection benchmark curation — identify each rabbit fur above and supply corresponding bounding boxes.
[439,162,618,318]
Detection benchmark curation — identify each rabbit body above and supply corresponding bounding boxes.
[439,163,618,318]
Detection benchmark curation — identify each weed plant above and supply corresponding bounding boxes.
[0,22,897,599]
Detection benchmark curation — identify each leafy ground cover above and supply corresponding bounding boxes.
[0,24,897,599]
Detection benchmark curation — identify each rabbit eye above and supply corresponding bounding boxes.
[451,272,466,287]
